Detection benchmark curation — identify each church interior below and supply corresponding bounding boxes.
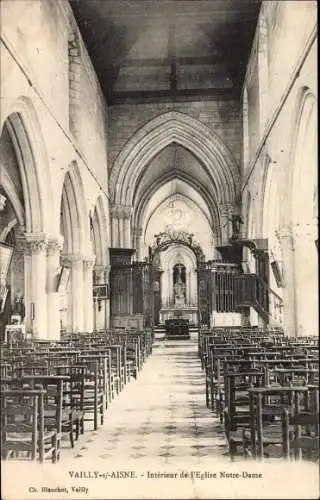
[0,0,318,497]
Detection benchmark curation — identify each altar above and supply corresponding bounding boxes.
[159,305,198,325]
[160,262,198,324]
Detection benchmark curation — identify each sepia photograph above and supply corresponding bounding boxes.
[0,0,318,499]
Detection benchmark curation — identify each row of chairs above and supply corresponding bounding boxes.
[0,328,153,463]
[199,326,319,461]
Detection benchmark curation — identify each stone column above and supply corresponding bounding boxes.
[12,232,28,332]
[276,225,296,336]
[63,253,84,333]
[83,255,96,333]
[46,237,63,340]
[135,227,143,260]
[111,205,133,249]
[118,217,124,248]
[93,264,111,331]
[111,217,119,248]
[122,207,132,248]
[190,269,198,306]
[167,269,172,306]
[291,221,318,336]
[24,233,49,339]
[219,203,233,245]
[111,206,119,248]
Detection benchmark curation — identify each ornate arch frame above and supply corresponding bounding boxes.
[149,230,206,267]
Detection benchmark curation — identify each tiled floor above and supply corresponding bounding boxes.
[60,334,228,466]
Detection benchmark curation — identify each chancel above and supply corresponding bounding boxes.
[0,1,318,495]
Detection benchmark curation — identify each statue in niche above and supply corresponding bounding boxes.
[173,263,186,305]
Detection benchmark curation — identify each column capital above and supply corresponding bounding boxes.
[24,232,50,254]
[61,252,83,268]
[47,236,64,256]
[219,202,233,217]
[111,204,132,219]
[275,225,294,251]
[83,255,96,270]
[15,235,28,254]
[95,264,111,273]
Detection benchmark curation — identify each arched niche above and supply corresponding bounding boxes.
[159,244,198,309]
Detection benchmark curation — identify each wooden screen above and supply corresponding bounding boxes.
[198,266,212,325]
[212,264,240,312]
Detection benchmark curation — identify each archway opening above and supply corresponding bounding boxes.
[59,164,90,334]
[0,119,31,340]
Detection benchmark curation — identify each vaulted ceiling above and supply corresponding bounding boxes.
[70,0,261,104]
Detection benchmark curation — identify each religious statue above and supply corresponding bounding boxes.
[174,263,186,304]
[231,214,244,240]
[174,280,184,298]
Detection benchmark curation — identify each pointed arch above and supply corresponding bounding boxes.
[91,195,109,266]
[1,96,51,232]
[134,171,219,236]
[60,161,89,255]
[109,111,240,207]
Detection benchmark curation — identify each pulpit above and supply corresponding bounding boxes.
[165,319,190,340]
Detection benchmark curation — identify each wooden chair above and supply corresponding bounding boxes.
[21,376,66,453]
[78,357,104,431]
[223,370,265,458]
[1,388,58,463]
[246,385,310,459]
[282,387,319,461]
[55,365,86,446]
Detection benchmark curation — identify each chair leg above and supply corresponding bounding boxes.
[69,428,74,448]
[52,434,58,463]
[101,399,104,426]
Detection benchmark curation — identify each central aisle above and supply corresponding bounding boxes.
[61,334,227,466]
